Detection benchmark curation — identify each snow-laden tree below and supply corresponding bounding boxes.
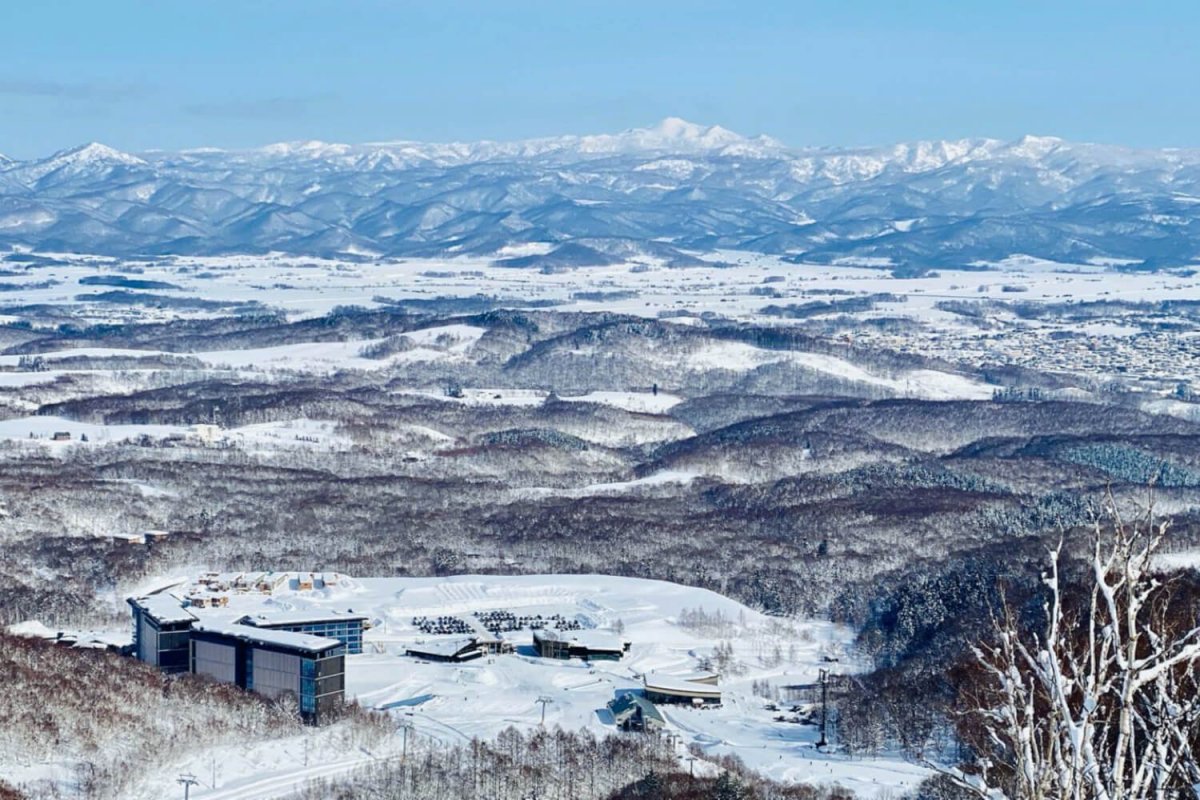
[953,500,1200,799]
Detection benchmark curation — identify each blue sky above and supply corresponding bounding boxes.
[1,1,1197,158]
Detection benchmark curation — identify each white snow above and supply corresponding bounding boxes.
[560,390,683,414]
[0,415,188,444]
[400,323,487,350]
[107,572,925,798]
[684,342,992,400]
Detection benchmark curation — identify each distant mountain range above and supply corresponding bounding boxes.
[3,118,1200,270]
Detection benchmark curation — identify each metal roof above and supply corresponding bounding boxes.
[642,674,722,698]
[609,692,665,724]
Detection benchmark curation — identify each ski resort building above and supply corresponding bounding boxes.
[235,609,370,654]
[532,628,629,661]
[642,674,722,706]
[465,618,515,655]
[406,636,487,662]
[608,692,665,733]
[191,624,346,724]
[127,595,197,674]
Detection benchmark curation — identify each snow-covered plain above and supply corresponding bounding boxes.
[3,249,1195,326]
[0,249,1193,412]
[0,249,1195,396]
[114,573,928,799]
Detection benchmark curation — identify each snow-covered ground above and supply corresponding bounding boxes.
[560,390,684,414]
[85,573,929,798]
[683,341,992,400]
[1,249,1193,400]
[3,249,1196,326]
[0,415,354,453]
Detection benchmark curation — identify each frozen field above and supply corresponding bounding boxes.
[113,573,930,799]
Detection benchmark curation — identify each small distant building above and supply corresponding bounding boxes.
[254,572,289,594]
[405,637,487,663]
[128,594,197,673]
[533,628,629,661]
[236,609,370,655]
[189,423,221,444]
[197,572,242,592]
[609,692,665,733]
[51,431,71,442]
[143,529,171,544]
[110,532,146,546]
[191,624,346,725]
[642,674,722,706]
[466,617,515,655]
[236,572,266,592]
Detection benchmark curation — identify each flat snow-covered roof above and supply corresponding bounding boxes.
[406,637,482,659]
[643,674,722,697]
[193,623,340,654]
[534,627,625,651]
[238,609,369,627]
[128,594,196,625]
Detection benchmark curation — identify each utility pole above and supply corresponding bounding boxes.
[536,695,553,725]
[399,717,413,763]
[817,668,829,749]
[177,774,199,800]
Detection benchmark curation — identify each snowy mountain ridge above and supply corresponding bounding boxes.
[3,119,1200,268]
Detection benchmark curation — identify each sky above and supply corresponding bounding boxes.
[1,0,1198,158]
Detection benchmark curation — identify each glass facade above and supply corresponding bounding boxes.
[256,620,363,654]
[189,630,347,724]
[131,607,193,673]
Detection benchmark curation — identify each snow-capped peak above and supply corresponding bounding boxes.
[652,117,738,143]
[46,142,146,168]
[614,117,752,151]
[1007,134,1067,160]
[565,118,783,158]
[234,119,783,167]
[258,140,355,160]
[8,141,148,185]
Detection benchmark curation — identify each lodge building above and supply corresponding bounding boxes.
[191,624,346,724]
[532,628,629,661]
[235,609,370,654]
[126,594,351,723]
[128,594,198,674]
[642,673,722,706]
[608,692,665,733]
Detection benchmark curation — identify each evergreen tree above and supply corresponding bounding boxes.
[712,770,746,800]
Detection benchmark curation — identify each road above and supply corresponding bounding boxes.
[191,753,381,800]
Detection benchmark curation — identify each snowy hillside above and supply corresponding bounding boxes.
[5,120,1200,267]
